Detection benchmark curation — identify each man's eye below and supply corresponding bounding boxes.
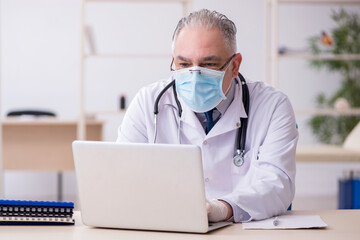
[203,63,218,68]
[178,62,190,68]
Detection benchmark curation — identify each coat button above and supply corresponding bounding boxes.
[203,140,207,145]
[205,178,210,182]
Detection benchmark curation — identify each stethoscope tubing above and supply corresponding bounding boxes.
[153,73,249,167]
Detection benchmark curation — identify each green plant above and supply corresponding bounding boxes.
[307,9,360,145]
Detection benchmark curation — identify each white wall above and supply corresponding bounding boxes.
[1,0,83,201]
[1,0,81,119]
[1,0,360,208]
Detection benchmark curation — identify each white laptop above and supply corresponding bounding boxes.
[72,141,232,233]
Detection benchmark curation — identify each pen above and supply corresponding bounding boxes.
[273,217,279,226]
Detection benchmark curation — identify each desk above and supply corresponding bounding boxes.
[2,119,103,171]
[296,145,360,162]
[0,210,358,240]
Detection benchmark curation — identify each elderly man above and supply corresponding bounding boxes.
[117,9,298,223]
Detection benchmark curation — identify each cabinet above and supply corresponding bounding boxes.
[2,119,102,171]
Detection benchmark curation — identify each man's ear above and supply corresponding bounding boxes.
[231,53,242,78]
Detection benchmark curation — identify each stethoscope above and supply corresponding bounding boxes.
[153,72,250,167]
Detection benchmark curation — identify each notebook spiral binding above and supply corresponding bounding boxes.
[0,199,75,225]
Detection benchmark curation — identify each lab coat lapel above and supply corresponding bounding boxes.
[159,80,206,140]
[179,97,206,138]
[206,80,248,139]
[171,77,248,141]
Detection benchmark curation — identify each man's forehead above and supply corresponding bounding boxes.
[173,26,230,60]
[176,55,222,62]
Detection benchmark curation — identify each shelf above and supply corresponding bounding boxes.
[1,118,104,125]
[278,53,360,61]
[265,0,360,87]
[86,110,126,115]
[295,108,360,116]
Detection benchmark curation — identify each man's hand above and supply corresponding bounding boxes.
[206,199,233,222]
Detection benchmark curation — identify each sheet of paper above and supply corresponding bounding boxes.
[242,215,328,230]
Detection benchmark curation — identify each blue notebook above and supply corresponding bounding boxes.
[353,178,360,209]
[338,178,352,209]
[0,199,75,225]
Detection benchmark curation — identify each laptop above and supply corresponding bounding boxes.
[72,141,232,233]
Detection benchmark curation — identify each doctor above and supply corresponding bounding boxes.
[117,9,298,223]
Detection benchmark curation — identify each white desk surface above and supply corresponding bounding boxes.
[1,210,359,240]
[296,145,360,162]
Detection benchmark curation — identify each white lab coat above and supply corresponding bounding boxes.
[117,76,298,222]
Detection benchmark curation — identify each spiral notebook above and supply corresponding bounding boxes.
[0,199,75,225]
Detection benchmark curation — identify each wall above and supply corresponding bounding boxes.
[1,0,359,209]
[1,0,82,201]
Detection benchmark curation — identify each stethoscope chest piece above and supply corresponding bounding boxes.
[233,150,245,167]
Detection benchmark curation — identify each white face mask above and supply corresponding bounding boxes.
[173,65,230,113]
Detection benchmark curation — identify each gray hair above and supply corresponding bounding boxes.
[172,9,237,53]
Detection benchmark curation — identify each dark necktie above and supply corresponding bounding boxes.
[204,109,214,134]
